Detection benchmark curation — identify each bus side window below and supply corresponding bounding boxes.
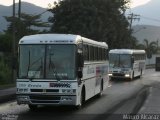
[104,49,107,60]
[90,46,94,61]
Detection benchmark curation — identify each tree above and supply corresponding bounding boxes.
[137,39,158,59]
[4,12,49,53]
[5,13,49,39]
[0,34,12,52]
[48,0,135,49]
[0,33,12,84]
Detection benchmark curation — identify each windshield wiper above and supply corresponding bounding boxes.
[27,51,43,79]
[27,50,31,78]
[49,53,60,81]
[29,58,43,80]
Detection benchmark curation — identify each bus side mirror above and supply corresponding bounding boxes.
[131,58,134,63]
[78,53,84,67]
[77,53,83,78]
[78,71,83,78]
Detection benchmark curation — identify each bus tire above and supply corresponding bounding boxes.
[130,72,134,80]
[97,80,103,97]
[28,104,38,111]
[140,69,142,78]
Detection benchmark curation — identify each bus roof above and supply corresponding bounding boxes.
[109,49,145,54]
[19,34,108,48]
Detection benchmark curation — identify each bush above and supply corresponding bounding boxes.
[0,60,12,85]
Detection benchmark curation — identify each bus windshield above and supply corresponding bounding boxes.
[109,54,131,68]
[19,44,76,80]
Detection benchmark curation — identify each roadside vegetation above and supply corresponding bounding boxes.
[0,13,49,86]
[136,39,159,59]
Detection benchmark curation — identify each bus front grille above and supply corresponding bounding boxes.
[112,73,124,77]
[31,89,59,93]
[29,95,61,104]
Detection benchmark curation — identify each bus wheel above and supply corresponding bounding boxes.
[97,80,103,97]
[140,70,142,78]
[131,72,134,80]
[28,104,38,111]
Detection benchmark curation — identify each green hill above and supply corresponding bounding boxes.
[0,2,51,32]
[132,25,160,45]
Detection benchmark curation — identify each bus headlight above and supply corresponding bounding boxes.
[62,89,76,93]
[108,73,113,76]
[17,96,29,104]
[61,96,72,101]
[125,74,130,77]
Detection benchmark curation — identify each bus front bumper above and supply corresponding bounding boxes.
[108,73,131,78]
[16,94,77,106]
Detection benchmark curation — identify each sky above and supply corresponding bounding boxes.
[130,0,151,8]
[0,0,151,8]
[0,0,58,8]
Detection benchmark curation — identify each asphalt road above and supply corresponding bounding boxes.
[0,69,159,120]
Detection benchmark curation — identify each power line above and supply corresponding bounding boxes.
[38,10,48,16]
[140,15,160,23]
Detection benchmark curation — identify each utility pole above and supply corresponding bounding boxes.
[18,0,21,19]
[18,0,21,41]
[127,13,140,49]
[128,13,140,30]
[12,0,16,83]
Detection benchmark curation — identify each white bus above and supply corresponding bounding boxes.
[108,49,146,80]
[16,34,109,109]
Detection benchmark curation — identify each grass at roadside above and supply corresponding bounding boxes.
[0,83,16,90]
